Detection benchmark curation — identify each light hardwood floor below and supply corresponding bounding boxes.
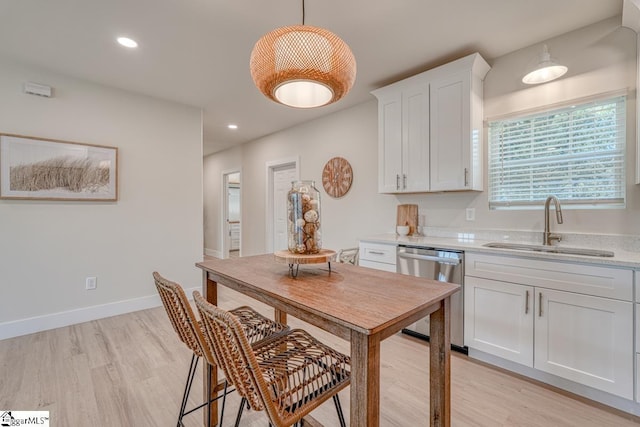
[1,285,639,427]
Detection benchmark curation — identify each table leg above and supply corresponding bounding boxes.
[350,331,381,427]
[203,271,218,427]
[429,297,451,427]
[274,308,287,325]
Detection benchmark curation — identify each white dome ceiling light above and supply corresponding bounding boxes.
[522,44,567,85]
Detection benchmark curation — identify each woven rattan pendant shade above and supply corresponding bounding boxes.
[250,25,356,108]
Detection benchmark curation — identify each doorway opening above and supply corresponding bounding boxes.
[223,171,241,259]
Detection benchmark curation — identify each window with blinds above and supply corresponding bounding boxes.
[488,95,626,209]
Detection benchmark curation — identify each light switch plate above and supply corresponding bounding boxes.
[85,276,97,290]
[466,208,475,221]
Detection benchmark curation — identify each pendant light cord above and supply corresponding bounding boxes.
[302,0,305,25]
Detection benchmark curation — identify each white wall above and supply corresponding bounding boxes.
[203,17,639,257]
[0,59,203,338]
[204,101,396,256]
[404,18,639,235]
[203,146,242,256]
[421,16,640,235]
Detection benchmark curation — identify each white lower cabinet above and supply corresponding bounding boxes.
[636,353,640,402]
[465,252,634,400]
[535,288,633,398]
[358,241,396,272]
[359,259,396,272]
[637,302,640,403]
[464,276,533,366]
[637,353,640,403]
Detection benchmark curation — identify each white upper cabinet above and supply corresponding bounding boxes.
[372,53,490,194]
[376,90,403,193]
[403,83,431,192]
[430,59,487,191]
[374,81,429,193]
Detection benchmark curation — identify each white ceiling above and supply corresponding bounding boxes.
[0,0,623,155]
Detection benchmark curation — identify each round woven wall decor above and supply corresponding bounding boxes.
[322,157,353,198]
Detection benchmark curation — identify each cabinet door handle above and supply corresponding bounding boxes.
[369,251,385,255]
[538,292,543,317]
[403,174,407,189]
[464,168,469,186]
[396,174,400,190]
[525,290,529,314]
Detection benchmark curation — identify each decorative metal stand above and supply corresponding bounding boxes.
[274,249,337,278]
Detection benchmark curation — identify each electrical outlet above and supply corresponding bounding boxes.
[466,208,475,221]
[85,276,97,290]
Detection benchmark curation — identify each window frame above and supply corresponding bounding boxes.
[487,92,627,210]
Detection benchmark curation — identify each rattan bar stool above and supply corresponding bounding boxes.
[152,272,289,427]
[193,291,351,427]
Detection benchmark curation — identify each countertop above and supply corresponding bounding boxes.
[360,230,640,269]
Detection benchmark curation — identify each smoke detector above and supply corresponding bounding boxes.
[24,82,53,98]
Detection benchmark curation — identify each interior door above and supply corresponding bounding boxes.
[223,172,240,258]
[227,184,240,251]
[272,166,296,252]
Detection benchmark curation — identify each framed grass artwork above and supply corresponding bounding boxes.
[0,133,118,201]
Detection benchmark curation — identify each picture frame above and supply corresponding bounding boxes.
[0,133,118,201]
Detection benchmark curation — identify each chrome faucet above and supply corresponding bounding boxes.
[543,195,563,245]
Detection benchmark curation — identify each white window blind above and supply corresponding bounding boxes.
[488,95,626,209]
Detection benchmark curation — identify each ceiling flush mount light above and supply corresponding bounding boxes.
[522,44,567,85]
[227,124,238,130]
[117,37,138,48]
[249,0,356,108]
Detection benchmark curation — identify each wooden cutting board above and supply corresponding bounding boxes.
[397,204,418,235]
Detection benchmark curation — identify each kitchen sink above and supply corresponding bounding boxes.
[483,242,614,257]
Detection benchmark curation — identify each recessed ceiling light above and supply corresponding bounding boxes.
[227,124,238,130]
[117,37,138,48]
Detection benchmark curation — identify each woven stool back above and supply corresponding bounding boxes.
[153,272,206,358]
[193,291,266,412]
[194,291,350,427]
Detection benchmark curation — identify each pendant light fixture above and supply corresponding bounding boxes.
[250,0,356,108]
[522,44,568,85]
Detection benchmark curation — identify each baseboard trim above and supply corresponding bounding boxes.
[204,247,222,258]
[468,348,640,417]
[0,286,201,341]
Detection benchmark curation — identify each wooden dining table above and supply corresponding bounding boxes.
[196,254,459,427]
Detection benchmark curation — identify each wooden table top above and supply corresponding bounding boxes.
[197,254,460,338]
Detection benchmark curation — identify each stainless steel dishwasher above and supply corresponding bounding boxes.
[397,245,466,353]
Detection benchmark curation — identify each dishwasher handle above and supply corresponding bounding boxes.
[397,251,461,265]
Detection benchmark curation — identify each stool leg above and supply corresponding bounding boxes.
[206,363,212,427]
[219,380,229,427]
[333,394,346,427]
[234,397,246,427]
[178,354,199,426]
